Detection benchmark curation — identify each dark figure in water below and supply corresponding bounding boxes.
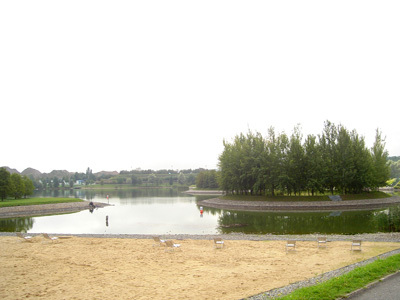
[89,201,95,213]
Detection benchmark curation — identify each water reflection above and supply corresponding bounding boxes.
[0,217,34,233]
[1,189,400,235]
[200,205,400,235]
[374,206,400,232]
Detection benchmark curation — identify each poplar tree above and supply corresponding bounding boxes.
[371,129,390,188]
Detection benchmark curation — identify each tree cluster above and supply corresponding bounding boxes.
[0,168,35,200]
[218,121,390,196]
[196,170,219,189]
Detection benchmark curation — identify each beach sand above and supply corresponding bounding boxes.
[1,236,399,300]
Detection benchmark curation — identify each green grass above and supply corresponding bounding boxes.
[222,191,390,202]
[0,197,84,208]
[276,253,400,300]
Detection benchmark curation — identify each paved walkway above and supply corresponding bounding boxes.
[347,272,400,300]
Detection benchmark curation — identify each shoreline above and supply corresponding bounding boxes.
[199,196,400,212]
[2,232,400,243]
[0,201,110,218]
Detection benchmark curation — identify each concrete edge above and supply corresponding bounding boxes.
[200,196,400,212]
[340,271,400,299]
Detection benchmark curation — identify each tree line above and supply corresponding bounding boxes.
[218,121,390,196]
[0,168,35,200]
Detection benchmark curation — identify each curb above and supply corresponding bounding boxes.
[341,271,400,299]
[200,196,400,212]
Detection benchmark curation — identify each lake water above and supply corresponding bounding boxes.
[1,189,399,235]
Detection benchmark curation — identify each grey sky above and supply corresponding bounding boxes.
[1,1,399,173]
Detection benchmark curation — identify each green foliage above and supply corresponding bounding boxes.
[0,168,35,200]
[178,172,186,185]
[0,167,11,201]
[22,176,35,198]
[389,159,400,178]
[218,121,390,196]
[374,206,400,232]
[148,174,158,185]
[370,129,391,188]
[278,254,400,300]
[10,173,25,199]
[196,170,219,189]
[53,177,59,188]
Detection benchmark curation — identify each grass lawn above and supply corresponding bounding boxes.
[223,191,391,202]
[278,253,400,299]
[0,197,84,208]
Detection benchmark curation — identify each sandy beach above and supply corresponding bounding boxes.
[1,235,399,300]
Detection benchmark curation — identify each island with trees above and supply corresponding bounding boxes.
[218,121,391,196]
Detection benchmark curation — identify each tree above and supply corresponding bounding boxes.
[319,121,338,194]
[186,173,196,186]
[178,172,186,185]
[287,126,306,195]
[264,127,284,196]
[0,167,11,201]
[217,121,389,196]
[196,170,219,189]
[148,174,157,185]
[371,129,390,188]
[336,126,354,194]
[303,134,324,195]
[350,132,372,193]
[10,173,25,199]
[53,177,59,189]
[22,176,35,198]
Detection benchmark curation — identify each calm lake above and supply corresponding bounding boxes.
[1,189,399,235]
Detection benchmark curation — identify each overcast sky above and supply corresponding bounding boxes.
[1,1,399,174]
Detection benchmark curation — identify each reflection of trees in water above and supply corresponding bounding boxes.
[81,188,181,200]
[35,188,187,202]
[34,189,77,198]
[374,206,400,232]
[0,217,34,233]
[198,206,221,216]
[216,210,381,235]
